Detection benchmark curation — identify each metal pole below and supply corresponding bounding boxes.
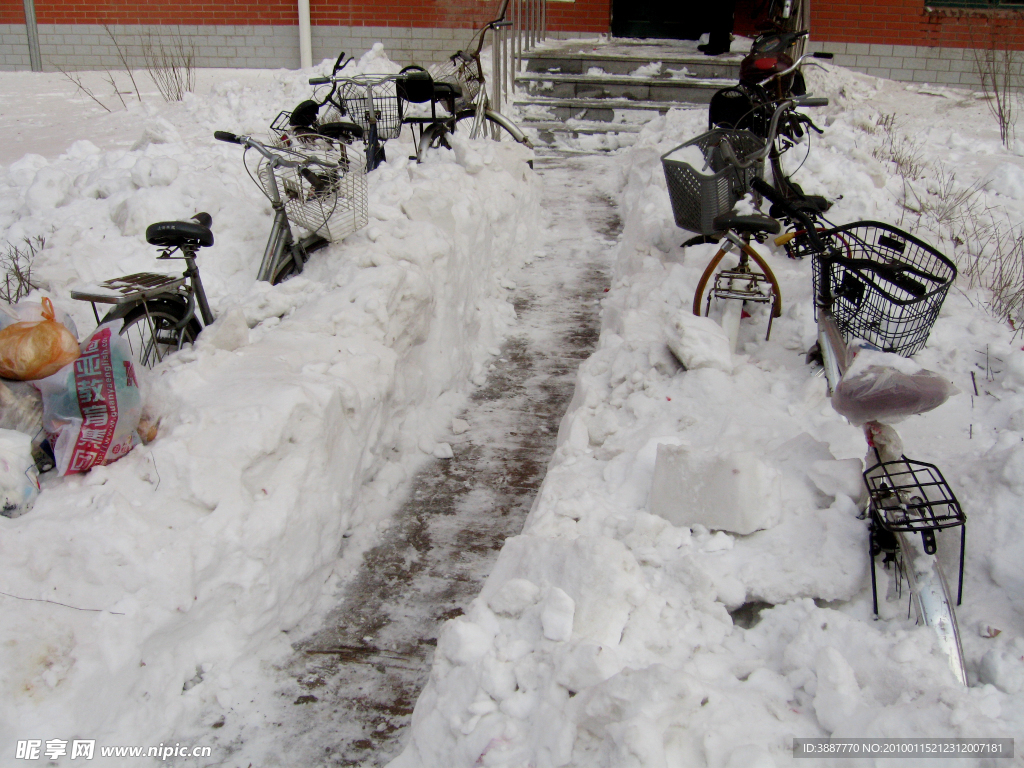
[541,0,546,45]
[22,0,42,72]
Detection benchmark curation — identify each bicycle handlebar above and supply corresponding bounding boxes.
[753,177,928,298]
[309,76,330,85]
[214,131,340,168]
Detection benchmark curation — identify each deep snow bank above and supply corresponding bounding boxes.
[0,56,540,757]
[392,70,1024,768]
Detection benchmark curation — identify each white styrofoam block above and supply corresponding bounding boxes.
[648,443,782,535]
[665,310,733,372]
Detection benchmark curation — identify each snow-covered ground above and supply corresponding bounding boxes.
[3,41,1024,768]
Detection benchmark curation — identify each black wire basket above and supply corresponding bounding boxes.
[809,221,957,357]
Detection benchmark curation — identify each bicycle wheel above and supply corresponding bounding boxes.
[270,250,303,285]
[109,299,202,369]
[453,109,528,144]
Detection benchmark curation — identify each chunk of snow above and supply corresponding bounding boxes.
[649,444,781,534]
[665,310,732,371]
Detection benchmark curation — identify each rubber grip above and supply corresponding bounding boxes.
[798,97,829,107]
[814,52,835,59]
[214,131,241,143]
[309,76,330,85]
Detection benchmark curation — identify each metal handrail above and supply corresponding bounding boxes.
[491,0,547,118]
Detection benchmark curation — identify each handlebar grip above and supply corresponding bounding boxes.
[751,177,783,206]
[214,131,241,144]
[813,52,835,60]
[309,76,330,85]
[493,20,513,27]
[797,97,829,107]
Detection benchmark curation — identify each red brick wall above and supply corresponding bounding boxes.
[1,0,24,24]
[812,0,1024,50]
[0,0,610,32]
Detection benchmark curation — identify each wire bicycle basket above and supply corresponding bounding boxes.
[429,53,482,112]
[253,140,367,243]
[809,221,956,357]
[661,129,767,235]
[330,76,405,141]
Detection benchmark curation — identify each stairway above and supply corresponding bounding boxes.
[514,38,742,144]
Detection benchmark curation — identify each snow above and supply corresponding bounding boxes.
[3,43,1024,768]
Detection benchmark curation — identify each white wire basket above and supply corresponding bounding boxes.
[429,54,482,112]
[256,139,367,243]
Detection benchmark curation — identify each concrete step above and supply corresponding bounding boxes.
[515,95,698,123]
[516,71,732,104]
[525,48,742,81]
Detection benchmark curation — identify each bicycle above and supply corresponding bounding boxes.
[751,176,968,686]
[415,0,534,157]
[709,34,833,221]
[214,130,366,284]
[70,213,216,368]
[663,101,821,347]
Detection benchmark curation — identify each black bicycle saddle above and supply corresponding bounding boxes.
[712,213,781,235]
[146,215,214,248]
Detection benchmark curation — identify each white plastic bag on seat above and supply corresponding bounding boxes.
[832,346,957,425]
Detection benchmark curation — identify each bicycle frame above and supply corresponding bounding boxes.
[255,157,327,282]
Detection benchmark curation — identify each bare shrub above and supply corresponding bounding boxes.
[973,46,1022,148]
[103,24,142,102]
[58,67,112,112]
[0,238,43,304]
[869,113,1024,330]
[143,29,196,102]
[969,17,1024,149]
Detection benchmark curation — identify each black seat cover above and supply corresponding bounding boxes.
[146,220,214,248]
[432,81,463,100]
[318,121,364,140]
[399,71,436,103]
[712,213,781,235]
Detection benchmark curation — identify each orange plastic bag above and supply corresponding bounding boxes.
[0,298,80,381]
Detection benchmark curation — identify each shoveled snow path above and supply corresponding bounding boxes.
[175,151,621,767]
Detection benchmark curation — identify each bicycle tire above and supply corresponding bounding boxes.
[692,244,783,320]
[108,299,202,369]
[453,109,529,145]
[895,530,968,685]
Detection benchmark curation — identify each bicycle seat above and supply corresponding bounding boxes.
[317,121,364,140]
[399,70,436,103]
[432,81,463,100]
[289,99,321,128]
[832,354,956,425]
[712,213,781,235]
[146,219,214,248]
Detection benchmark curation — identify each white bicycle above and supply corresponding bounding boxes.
[752,177,968,685]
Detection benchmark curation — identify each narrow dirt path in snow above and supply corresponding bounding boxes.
[195,153,622,767]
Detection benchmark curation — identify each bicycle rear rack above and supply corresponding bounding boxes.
[707,265,778,340]
[864,453,966,611]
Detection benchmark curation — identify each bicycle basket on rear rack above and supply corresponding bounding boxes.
[255,140,368,243]
[429,53,482,112]
[661,129,766,236]
[809,221,957,357]
[330,76,404,141]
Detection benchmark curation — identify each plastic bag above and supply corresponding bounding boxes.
[0,297,80,380]
[832,345,957,425]
[0,428,39,517]
[36,322,143,476]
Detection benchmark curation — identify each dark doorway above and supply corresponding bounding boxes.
[611,0,706,40]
